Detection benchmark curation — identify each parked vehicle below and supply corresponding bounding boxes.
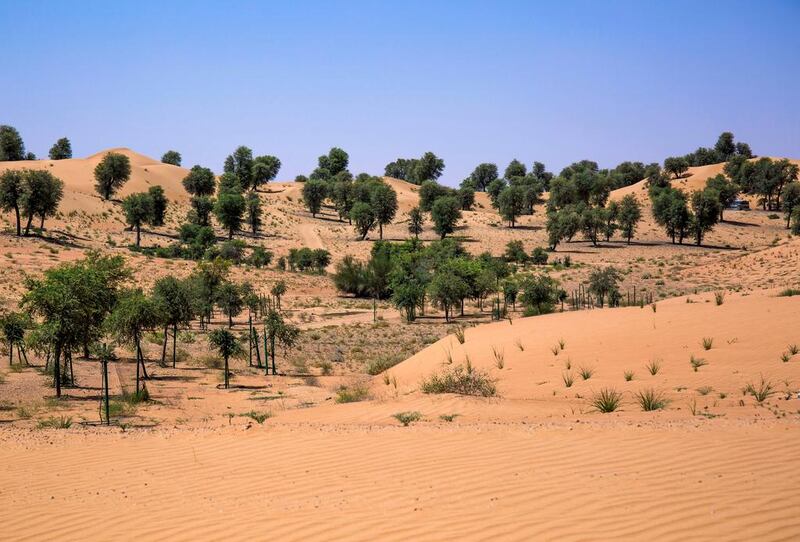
[728,199,750,210]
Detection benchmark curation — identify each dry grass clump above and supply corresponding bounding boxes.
[714,291,725,305]
[241,410,273,424]
[590,388,622,413]
[562,371,575,388]
[578,366,594,380]
[701,337,714,350]
[392,411,422,426]
[37,415,73,429]
[421,363,497,397]
[624,370,635,381]
[365,354,404,375]
[646,358,661,376]
[745,376,775,404]
[492,346,505,369]
[335,383,371,403]
[439,413,459,422]
[690,355,708,372]
[635,388,669,411]
[453,325,466,344]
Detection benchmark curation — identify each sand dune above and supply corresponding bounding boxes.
[0,148,190,214]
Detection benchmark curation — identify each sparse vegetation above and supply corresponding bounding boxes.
[690,355,708,372]
[745,376,775,404]
[578,366,594,380]
[646,358,661,376]
[335,384,370,403]
[421,363,497,397]
[701,337,714,350]
[392,411,422,426]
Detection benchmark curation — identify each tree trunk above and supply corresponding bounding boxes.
[172,323,177,367]
[53,342,62,398]
[379,223,383,239]
[270,335,277,375]
[135,224,141,247]
[40,213,45,230]
[24,212,33,236]
[224,354,229,389]
[161,326,168,364]
[13,205,20,236]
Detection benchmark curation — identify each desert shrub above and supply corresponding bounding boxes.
[421,363,497,397]
[37,415,73,429]
[777,288,800,297]
[578,366,594,380]
[562,371,574,388]
[590,388,622,413]
[318,360,333,376]
[214,240,247,263]
[531,246,548,265]
[197,354,223,369]
[392,411,422,426]
[714,291,725,305]
[504,240,528,263]
[624,370,634,381]
[288,247,330,273]
[247,246,273,268]
[241,410,272,424]
[439,413,459,422]
[701,337,714,350]
[365,354,404,375]
[335,384,370,403]
[646,358,661,375]
[635,388,669,411]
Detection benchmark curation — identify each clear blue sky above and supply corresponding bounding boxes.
[2,0,798,185]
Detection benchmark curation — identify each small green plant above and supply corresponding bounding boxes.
[392,411,422,426]
[788,344,799,356]
[564,358,571,370]
[562,371,574,388]
[714,291,725,305]
[439,413,459,422]
[241,410,272,424]
[515,338,524,351]
[635,388,669,411]
[780,352,791,363]
[651,303,657,313]
[453,326,466,344]
[578,366,594,380]
[335,384,370,403]
[701,337,714,350]
[718,392,727,399]
[646,358,661,376]
[590,388,622,413]
[492,346,505,369]
[318,360,334,376]
[688,398,698,416]
[624,370,634,382]
[745,376,775,403]
[558,338,566,350]
[690,355,708,372]
[696,386,713,396]
[123,386,151,404]
[365,354,404,375]
[550,345,559,356]
[37,415,73,429]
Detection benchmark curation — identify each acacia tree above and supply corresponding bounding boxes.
[302,179,326,217]
[690,188,721,246]
[214,173,246,239]
[94,152,131,200]
[587,267,622,307]
[497,185,525,227]
[0,125,26,161]
[208,329,242,389]
[106,289,163,394]
[122,192,154,247]
[370,182,398,239]
[617,194,642,244]
[1,312,29,365]
[152,276,194,367]
[263,309,299,375]
[48,138,72,160]
[148,185,168,226]
[246,191,262,234]
[663,157,689,179]
[781,182,800,229]
[350,201,375,239]
[705,174,738,221]
[224,146,254,189]
[21,169,64,234]
[215,281,244,328]
[651,188,691,244]
[431,196,461,239]
[182,165,216,226]
[251,155,281,189]
[161,150,181,166]
[0,169,25,235]
[408,206,424,238]
[270,280,287,310]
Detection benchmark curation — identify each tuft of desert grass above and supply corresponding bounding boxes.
[562,371,575,388]
[646,358,661,376]
[36,415,73,429]
[335,384,370,403]
[780,352,791,363]
[635,388,669,411]
[439,413,459,422]
[690,355,708,372]
[701,337,714,350]
[624,370,634,382]
[492,346,505,369]
[421,363,497,397]
[788,344,799,356]
[745,376,775,404]
[590,388,622,413]
[550,345,559,356]
[241,410,272,424]
[714,291,725,305]
[453,326,466,344]
[515,338,524,351]
[578,366,594,380]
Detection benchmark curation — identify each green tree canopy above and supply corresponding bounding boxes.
[48,137,72,160]
[94,152,131,200]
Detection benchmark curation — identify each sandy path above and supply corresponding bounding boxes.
[299,223,325,250]
[1,423,798,541]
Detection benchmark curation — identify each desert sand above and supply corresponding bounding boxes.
[1,149,800,540]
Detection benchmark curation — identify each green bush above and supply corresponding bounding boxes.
[421,363,497,397]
